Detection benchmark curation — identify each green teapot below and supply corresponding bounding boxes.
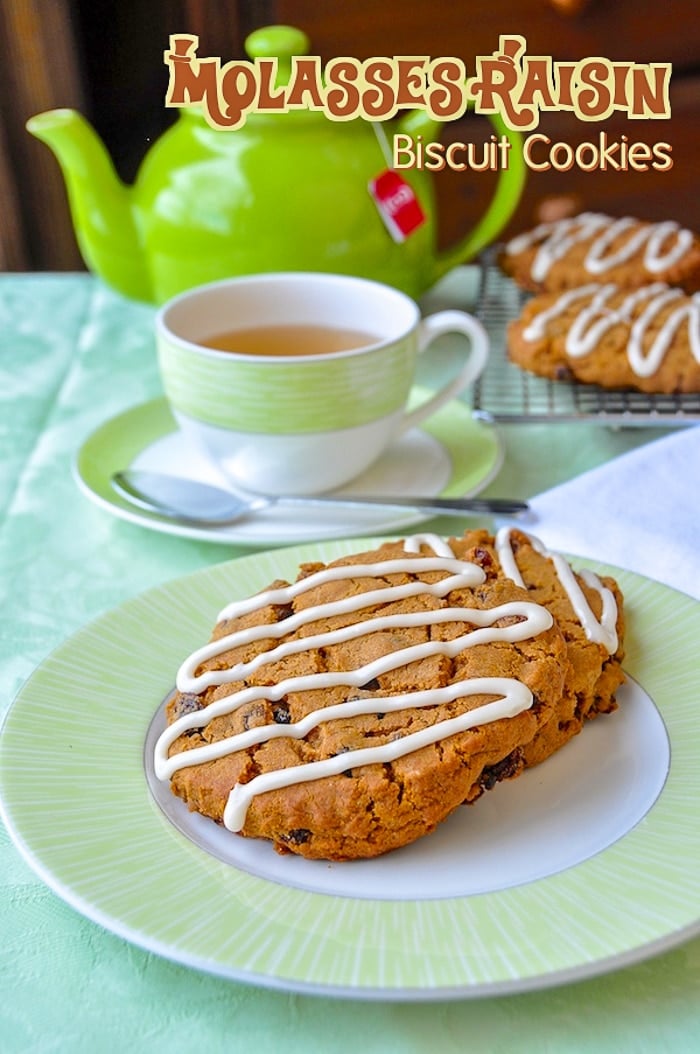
[27,25,526,304]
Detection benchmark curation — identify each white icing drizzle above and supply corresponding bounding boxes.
[401,531,456,557]
[644,222,694,274]
[506,213,611,283]
[156,599,553,781]
[495,527,618,654]
[223,680,531,833]
[584,217,650,275]
[216,550,483,623]
[565,284,670,359]
[505,212,694,283]
[180,570,484,694]
[154,533,556,831]
[521,282,700,378]
[522,283,609,342]
[628,289,700,377]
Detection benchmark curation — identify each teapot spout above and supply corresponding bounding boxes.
[27,109,151,301]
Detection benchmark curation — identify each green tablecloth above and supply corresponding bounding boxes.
[1,274,698,1052]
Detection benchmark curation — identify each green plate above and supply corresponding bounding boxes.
[73,394,503,546]
[1,540,699,999]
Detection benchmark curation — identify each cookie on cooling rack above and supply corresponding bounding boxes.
[152,529,625,862]
[507,281,700,394]
[500,212,700,294]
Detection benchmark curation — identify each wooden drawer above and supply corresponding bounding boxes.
[273,0,700,72]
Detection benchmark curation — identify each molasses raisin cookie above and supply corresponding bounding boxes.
[507,281,700,393]
[154,530,624,861]
[500,212,700,294]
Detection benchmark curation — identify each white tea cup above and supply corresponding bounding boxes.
[156,272,489,495]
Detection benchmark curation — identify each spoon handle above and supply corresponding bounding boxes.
[283,495,528,516]
[111,468,528,524]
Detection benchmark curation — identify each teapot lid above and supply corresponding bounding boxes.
[245,24,311,66]
[242,25,327,127]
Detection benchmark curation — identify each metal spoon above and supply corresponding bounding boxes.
[110,469,528,527]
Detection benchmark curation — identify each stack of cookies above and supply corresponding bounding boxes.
[155,529,625,861]
[500,212,700,393]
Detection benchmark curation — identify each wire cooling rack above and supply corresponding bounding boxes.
[471,254,700,425]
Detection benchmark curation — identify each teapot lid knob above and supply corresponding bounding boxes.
[245,25,311,61]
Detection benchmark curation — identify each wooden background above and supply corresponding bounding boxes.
[1,0,698,272]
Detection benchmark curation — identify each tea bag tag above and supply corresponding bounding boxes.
[369,124,426,243]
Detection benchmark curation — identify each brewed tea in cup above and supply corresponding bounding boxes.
[200,323,379,357]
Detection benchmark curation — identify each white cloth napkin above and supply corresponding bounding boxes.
[519,426,700,600]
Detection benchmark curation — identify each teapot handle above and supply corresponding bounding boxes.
[400,105,526,278]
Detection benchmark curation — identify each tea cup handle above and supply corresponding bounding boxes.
[397,311,489,435]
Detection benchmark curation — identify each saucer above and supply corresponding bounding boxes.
[74,394,503,546]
